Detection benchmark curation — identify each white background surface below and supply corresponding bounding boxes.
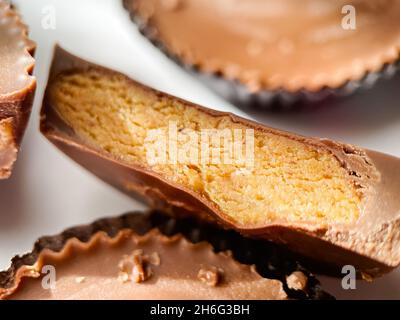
[1,0,399,299]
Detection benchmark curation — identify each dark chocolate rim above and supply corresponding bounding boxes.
[0,210,333,300]
[123,0,400,108]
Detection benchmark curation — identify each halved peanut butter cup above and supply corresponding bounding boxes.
[40,47,400,278]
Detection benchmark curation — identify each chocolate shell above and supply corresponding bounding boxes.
[40,46,400,278]
[0,1,36,178]
[0,211,332,300]
[123,0,400,107]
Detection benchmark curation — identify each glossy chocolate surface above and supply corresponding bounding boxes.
[0,211,331,300]
[125,0,400,92]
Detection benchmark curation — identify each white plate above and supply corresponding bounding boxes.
[1,0,399,299]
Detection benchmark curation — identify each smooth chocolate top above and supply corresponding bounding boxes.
[127,0,400,92]
[5,231,289,300]
[0,211,331,300]
[1,211,333,300]
[0,1,35,100]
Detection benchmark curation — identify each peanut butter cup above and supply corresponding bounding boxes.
[124,0,400,106]
[0,1,36,178]
[0,211,332,300]
[41,47,400,278]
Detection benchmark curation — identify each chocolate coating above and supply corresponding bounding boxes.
[124,0,400,93]
[0,211,332,300]
[0,1,36,179]
[41,47,400,277]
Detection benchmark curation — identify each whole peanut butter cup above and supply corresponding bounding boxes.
[124,0,400,106]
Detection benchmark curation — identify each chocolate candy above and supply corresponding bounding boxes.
[0,211,331,300]
[0,1,36,178]
[124,0,400,106]
[40,47,400,278]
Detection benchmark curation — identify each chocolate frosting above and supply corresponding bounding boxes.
[41,46,400,277]
[0,1,36,178]
[125,0,400,92]
[0,211,332,300]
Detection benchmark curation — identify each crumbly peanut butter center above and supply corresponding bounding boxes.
[48,71,361,226]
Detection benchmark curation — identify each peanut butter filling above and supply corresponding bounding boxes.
[129,0,400,92]
[47,70,362,227]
